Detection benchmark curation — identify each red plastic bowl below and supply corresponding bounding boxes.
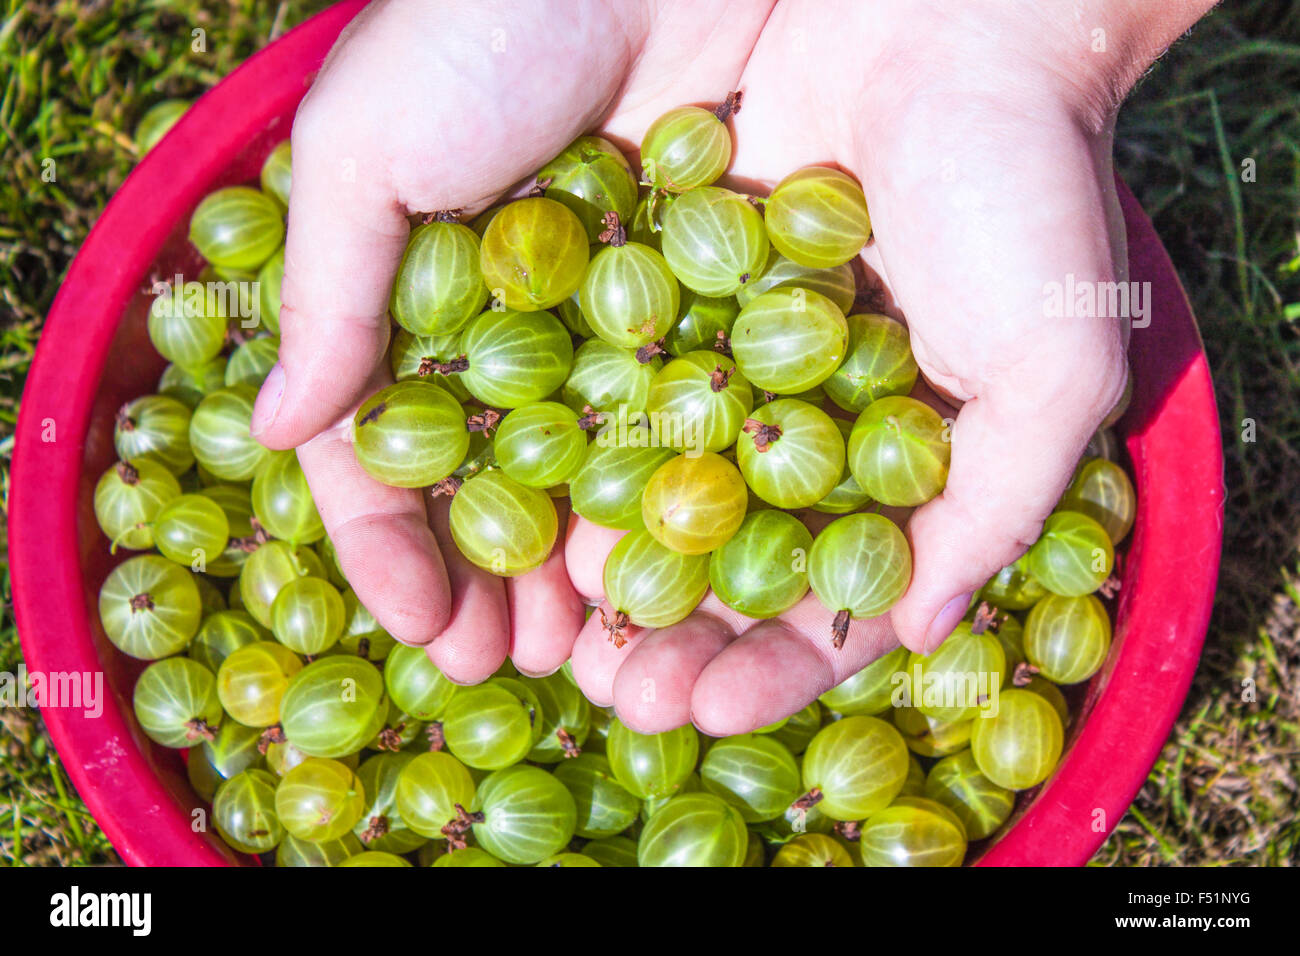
[10,0,1223,866]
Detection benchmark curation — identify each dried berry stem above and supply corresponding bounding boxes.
[357,402,386,427]
[792,787,824,811]
[635,339,667,364]
[1012,661,1040,686]
[742,418,782,453]
[184,718,217,743]
[830,609,851,650]
[426,721,445,752]
[360,815,389,843]
[430,476,463,498]
[466,408,502,436]
[600,608,631,648]
[709,365,735,392]
[257,724,286,754]
[115,461,140,485]
[129,592,154,613]
[712,90,743,123]
[556,728,582,758]
[597,211,627,247]
[440,803,485,851]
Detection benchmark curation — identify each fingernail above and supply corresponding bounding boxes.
[250,362,285,439]
[923,592,973,654]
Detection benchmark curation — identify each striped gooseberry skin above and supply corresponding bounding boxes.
[801,715,910,820]
[606,719,699,799]
[352,753,427,854]
[772,833,856,867]
[237,539,327,628]
[812,417,872,515]
[899,756,926,796]
[351,381,469,489]
[395,750,476,839]
[557,289,594,337]
[449,469,558,576]
[251,449,324,543]
[441,681,537,770]
[646,351,752,453]
[224,335,279,388]
[479,197,589,311]
[818,644,910,716]
[1059,455,1137,543]
[134,98,189,153]
[271,576,345,656]
[731,287,848,394]
[665,289,739,356]
[700,733,802,823]
[640,106,732,192]
[216,640,303,727]
[189,721,263,799]
[581,241,681,348]
[904,622,1007,723]
[132,657,222,748]
[520,672,592,763]
[277,833,361,867]
[459,308,574,408]
[640,771,702,822]
[858,801,966,867]
[1026,510,1114,596]
[188,609,267,673]
[280,656,388,759]
[493,401,588,488]
[848,395,951,507]
[189,384,271,481]
[159,356,227,409]
[275,757,366,843]
[602,529,710,628]
[641,452,747,555]
[93,458,180,550]
[979,554,1048,610]
[708,510,812,619]
[639,792,747,867]
[471,765,578,865]
[628,191,675,252]
[736,248,857,314]
[970,688,1064,789]
[259,140,291,209]
[99,554,201,659]
[257,246,284,335]
[562,338,658,417]
[1021,675,1071,727]
[189,186,285,271]
[660,186,769,297]
[824,313,919,413]
[388,328,474,402]
[582,835,639,867]
[147,282,228,368]
[1024,592,1111,684]
[383,643,459,721]
[114,394,194,473]
[390,221,489,336]
[924,750,1015,841]
[764,166,872,268]
[736,399,844,509]
[808,512,912,620]
[153,493,230,568]
[892,705,974,757]
[552,753,641,838]
[197,483,257,578]
[214,769,285,853]
[569,441,675,530]
[338,850,411,867]
[539,135,640,242]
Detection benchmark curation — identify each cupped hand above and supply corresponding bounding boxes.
[250,0,775,683]
[564,0,1152,735]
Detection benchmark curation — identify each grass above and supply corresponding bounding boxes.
[1,1,1297,866]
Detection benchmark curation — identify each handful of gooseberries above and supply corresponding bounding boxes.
[91,90,1137,866]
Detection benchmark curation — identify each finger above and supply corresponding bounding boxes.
[690,593,900,735]
[295,370,450,647]
[249,107,408,449]
[610,599,748,733]
[890,346,1125,655]
[563,516,627,603]
[568,602,654,708]
[422,495,510,684]
[507,501,587,676]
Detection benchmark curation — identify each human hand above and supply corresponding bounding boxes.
[561,0,1214,734]
[250,0,775,681]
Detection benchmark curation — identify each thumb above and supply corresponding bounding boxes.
[888,337,1126,654]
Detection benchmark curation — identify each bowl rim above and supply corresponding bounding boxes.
[10,0,1222,866]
